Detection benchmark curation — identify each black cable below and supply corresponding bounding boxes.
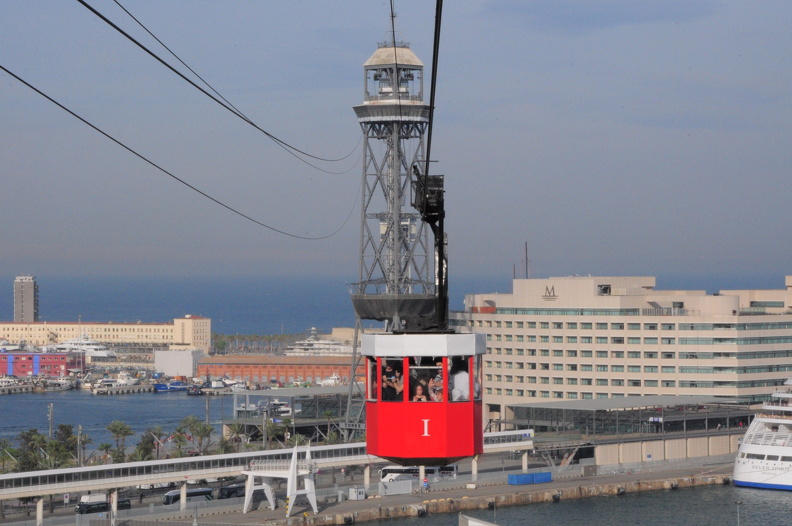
[425,0,442,181]
[1,63,356,241]
[77,0,359,171]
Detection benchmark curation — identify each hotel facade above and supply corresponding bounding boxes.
[450,275,792,423]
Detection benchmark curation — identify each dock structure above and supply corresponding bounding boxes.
[93,384,155,395]
[0,384,35,395]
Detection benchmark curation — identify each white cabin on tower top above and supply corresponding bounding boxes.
[361,41,425,106]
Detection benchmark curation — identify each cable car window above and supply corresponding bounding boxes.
[409,357,444,402]
[473,354,482,401]
[380,359,404,401]
[449,356,470,401]
[367,358,377,400]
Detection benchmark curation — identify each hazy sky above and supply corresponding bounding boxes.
[2,1,790,291]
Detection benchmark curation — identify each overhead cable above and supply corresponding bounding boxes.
[1,63,355,241]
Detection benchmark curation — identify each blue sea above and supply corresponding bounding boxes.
[0,275,516,335]
[0,273,779,336]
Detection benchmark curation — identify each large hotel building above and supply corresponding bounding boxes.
[450,275,792,423]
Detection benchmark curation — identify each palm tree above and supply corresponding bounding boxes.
[178,415,201,452]
[194,422,214,454]
[147,426,167,460]
[106,420,134,452]
[226,423,247,453]
[0,438,15,473]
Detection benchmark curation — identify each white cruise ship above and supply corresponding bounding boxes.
[733,379,792,490]
[54,338,116,359]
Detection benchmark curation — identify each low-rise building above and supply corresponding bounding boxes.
[0,314,211,353]
[450,275,792,425]
[196,355,360,386]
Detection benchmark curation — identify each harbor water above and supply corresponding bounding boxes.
[359,484,784,526]
[0,389,235,452]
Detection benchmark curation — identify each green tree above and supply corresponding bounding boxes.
[15,429,47,472]
[194,422,214,454]
[322,410,335,440]
[106,420,134,452]
[147,426,167,459]
[0,438,17,473]
[226,423,247,453]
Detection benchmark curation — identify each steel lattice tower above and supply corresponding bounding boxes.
[344,39,438,436]
[350,39,435,333]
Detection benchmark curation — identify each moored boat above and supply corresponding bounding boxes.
[153,380,189,393]
[733,379,792,489]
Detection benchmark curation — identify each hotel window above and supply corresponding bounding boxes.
[662,352,675,359]
[541,363,550,370]
[581,322,592,329]
[611,323,624,330]
[495,348,502,355]
[516,336,524,342]
[612,365,624,372]
[541,391,550,398]
[567,392,578,399]
[628,323,641,330]
[596,323,608,330]
[540,349,549,356]
[541,377,550,384]
[485,374,493,381]
[628,351,641,358]
[661,323,675,330]
[553,336,563,343]
[596,365,608,372]
[596,379,608,386]
[528,390,537,397]
[517,376,524,383]
[611,337,624,344]
[582,350,593,357]
[628,365,641,373]
[553,392,563,398]
[485,321,492,328]
[505,348,513,355]
[505,375,513,382]
[581,378,592,385]
[596,351,608,358]
[567,322,578,329]
[516,322,524,328]
[516,389,524,396]
[596,337,608,344]
[645,380,659,387]
[517,350,525,357]
[581,336,592,343]
[505,389,513,396]
[662,380,676,387]
[540,336,549,342]
[644,366,658,373]
[662,338,675,345]
[612,379,624,386]
[597,393,609,399]
[506,335,513,342]
[567,336,578,343]
[553,322,563,329]
[567,378,578,385]
[662,366,676,373]
[495,375,502,382]
[553,364,563,371]
[553,350,563,357]
[644,352,657,359]
[581,364,593,371]
[628,338,641,345]
[495,389,502,395]
[495,321,501,328]
[582,392,593,399]
[528,363,537,370]
[505,321,512,328]
[528,349,536,356]
[528,376,537,383]
[568,364,578,371]
[645,323,658,330]
[644,337,658,344]
[495,335,502,341]
[629,380,641,387]
[540,322,549,329]
[495,362,502,368]
[527,322,536,328]
[516,363,524,369]
[528,336,536,342]
[567,350,577,357]
[611,351,624,359]
[553,378,563,384]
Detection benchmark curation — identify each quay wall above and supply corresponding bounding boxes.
[596,436,739,466]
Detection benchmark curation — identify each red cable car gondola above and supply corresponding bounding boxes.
[362,333,485,466]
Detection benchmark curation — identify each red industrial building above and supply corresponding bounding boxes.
[0,351,86,378]
[196,355,362,386]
